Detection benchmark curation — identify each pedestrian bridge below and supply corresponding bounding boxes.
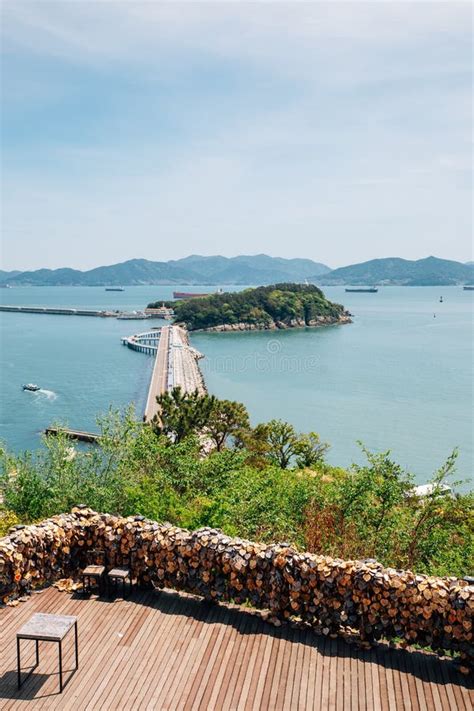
[121,330,161,355]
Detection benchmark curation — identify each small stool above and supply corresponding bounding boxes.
[108,550,134,598]
[82,549,106,596]
[16,613,78,692]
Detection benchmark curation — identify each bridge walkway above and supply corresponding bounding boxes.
[143,325,170,421]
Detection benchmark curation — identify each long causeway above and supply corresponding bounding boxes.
[136,325,205,421]
[143,325,170,421]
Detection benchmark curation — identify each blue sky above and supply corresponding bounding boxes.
[1,1,472,270]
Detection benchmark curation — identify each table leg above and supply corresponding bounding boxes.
[58,639,63,692]
[17,637,21,689]
[74,621,79,669]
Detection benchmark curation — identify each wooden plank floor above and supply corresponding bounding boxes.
[0,588,472,710]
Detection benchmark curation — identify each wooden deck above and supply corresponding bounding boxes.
[0,587,472,710]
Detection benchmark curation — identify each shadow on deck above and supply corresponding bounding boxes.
[0,587,472,710]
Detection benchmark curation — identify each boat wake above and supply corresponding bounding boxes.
[38,389,57,401]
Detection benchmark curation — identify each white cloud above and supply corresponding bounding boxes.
[1,1,472,269]
[2,2,470,71]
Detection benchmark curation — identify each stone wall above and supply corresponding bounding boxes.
[0,508,472,668]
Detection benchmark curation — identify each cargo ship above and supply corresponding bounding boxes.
[105,287,124,292]
[463,286,474,291]
[345,287,378,293]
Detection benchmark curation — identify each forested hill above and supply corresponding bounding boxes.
[151,283,351,331]
[0,270,21,282]
[1,255,330,286]
[3,255,472,286]
[317,256,474,286]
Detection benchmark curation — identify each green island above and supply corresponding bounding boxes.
[148,283,351,331]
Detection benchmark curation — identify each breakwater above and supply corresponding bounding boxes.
[44,427,100,443]
[0,305,115,317]
[0,305,159,320]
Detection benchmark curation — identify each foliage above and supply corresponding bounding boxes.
[148,283,347,330]
[205,398,250,451]
[262,421,331,470]
[295,432,331,468]
[234,423,272,469]
[304,448,414,562]
[0,508,20,537]
[0,410,472,578]
[152,388,249,451]
[151,387,216,443]
[234,419,330,471]
[264,419,299,469]
[153,393,329,469]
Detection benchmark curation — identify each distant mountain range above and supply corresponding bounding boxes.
[317,256,474,286]
[0,255,472,287]
[0,255,330,287]
[0,270,21,281]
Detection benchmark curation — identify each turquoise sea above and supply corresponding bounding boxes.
[0,286,472,487]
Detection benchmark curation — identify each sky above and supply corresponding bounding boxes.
[1,1,472,271]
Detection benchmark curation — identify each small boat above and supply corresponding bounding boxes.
[23,383,40,392]
[345,287,378,293]
[105,287,124,292]
[439,296,443,303]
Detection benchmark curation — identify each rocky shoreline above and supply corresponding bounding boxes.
[192,313,352,333]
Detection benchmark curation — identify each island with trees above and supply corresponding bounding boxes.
[148,283,352,331]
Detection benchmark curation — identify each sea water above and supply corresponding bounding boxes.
[1,285,472,487]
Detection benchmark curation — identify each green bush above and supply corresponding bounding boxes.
[0,409,472,578]
[0,508,20,537]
